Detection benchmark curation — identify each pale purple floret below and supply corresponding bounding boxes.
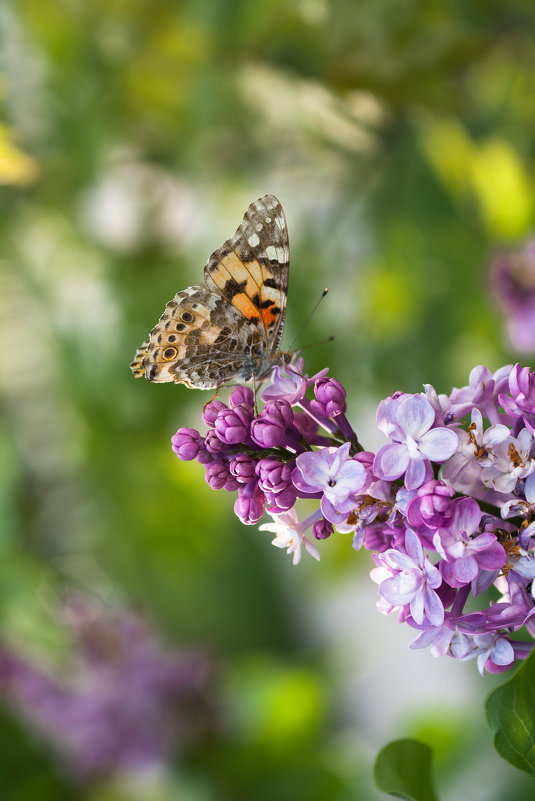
[441,407,510,493]
[433,498,506,587]
[293,442,367,524]
[449,364,512,425]
[171,427,202,461]
[370,528,444,626]
[480,427,535,493]
[499,363,535,433]
[450,632,515,675]
[374,394,458,491]
[260,358,311,405]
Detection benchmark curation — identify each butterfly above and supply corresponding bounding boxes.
[130,194,290,389]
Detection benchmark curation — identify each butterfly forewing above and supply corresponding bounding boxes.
[203,194,289,353]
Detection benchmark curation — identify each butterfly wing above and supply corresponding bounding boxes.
[130,195,289,388]
[203,194,289,355]
[131,285,265,388]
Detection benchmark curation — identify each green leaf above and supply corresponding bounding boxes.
[373,738,440,801]
[486,649,535,775]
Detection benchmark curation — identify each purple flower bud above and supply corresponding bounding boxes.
[311,376,347,417]
[250,400,294,448]
[205,429,227,454]
[234,479,265,524]
[205,460,240,491]
[265,485,297,512]
[171,428,202,461]
[196,448,215,465]
[312,518,333,540]
[229,453,257,484]
[293,411,319,440]
[406,480,455,531]
[256,459,294,494]
[214,405,253,445]
[229,386,254,411]
[202,399,228,427]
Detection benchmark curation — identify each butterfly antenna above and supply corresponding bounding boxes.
[288,288,329,352]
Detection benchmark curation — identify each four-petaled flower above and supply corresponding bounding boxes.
[370,528,444,626]
[293,442,367,523]
[259,508,321,565]
[374,394,458,490]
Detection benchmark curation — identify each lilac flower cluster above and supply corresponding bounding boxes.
[0,606,210,780]
[173,360,535,674]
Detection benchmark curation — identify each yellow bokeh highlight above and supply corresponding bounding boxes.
[0,126,39,186]
[421,117,533,239]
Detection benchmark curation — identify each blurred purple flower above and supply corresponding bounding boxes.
[0,610,210,780]
[491,241,535,352]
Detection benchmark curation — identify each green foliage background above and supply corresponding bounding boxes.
[2,2,535,798]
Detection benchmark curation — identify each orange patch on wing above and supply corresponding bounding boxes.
[261,305,279,328]
[232,292,261,321]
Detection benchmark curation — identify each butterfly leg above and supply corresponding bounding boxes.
[203,389,219,411]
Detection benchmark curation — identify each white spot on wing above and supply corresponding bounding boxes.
[248,233,260,247]
[266,245,277,260]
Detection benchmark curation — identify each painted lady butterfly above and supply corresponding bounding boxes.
[130,194,290,389]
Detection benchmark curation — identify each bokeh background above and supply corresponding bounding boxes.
[2,2,535,799]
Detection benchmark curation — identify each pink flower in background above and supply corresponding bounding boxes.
[491,241,535,352]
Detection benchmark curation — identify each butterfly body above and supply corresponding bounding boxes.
[131,195,289,389]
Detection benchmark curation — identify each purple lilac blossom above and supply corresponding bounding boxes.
[433,498,506,587]
[374,394,458,490]
[370,528,444,626]
[293,442,367,524]
[168,358,535,673]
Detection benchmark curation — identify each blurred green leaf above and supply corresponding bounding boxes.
[373,738,440,801]
[486,650,535,776]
